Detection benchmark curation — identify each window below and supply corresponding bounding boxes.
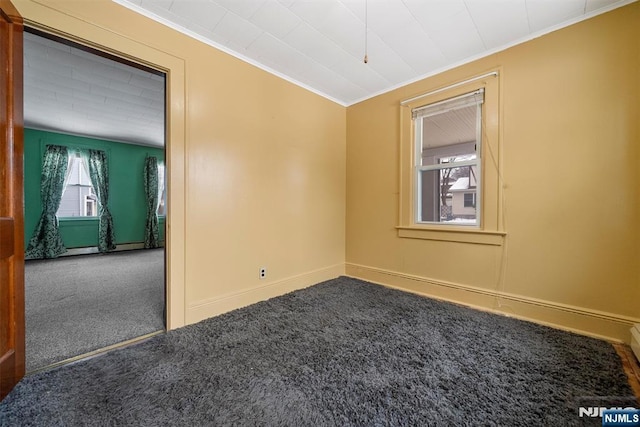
[84,195,97,216]
[463,193,476,208]
[157,163,166,216]
[398,72,504,245]
[414,89,483,226]
[57,154,98,218]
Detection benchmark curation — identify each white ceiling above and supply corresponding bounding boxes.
[116,0,634,106]
[23,0,634,147]
[23,31,166,148]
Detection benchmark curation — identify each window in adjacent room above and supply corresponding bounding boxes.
[414,89,483,226]
[157,162,166,216]
[57,153,98,217]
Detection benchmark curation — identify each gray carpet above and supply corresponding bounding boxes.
[2,277,636,426]
[25,248,165,371]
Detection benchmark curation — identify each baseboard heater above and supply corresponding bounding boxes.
[631,324,640,362]
[60,242,165,257]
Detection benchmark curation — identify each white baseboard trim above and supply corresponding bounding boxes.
[186,263,345,325]
[60,242,165,257]
[345,262,639,344]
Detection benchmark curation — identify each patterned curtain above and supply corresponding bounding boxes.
[25,145,69,259]
[143,156,159,249]
[82,149,116,252]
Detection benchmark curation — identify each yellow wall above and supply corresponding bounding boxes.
[346,3,639,342]
[15,0,639,343]
[15,0,346,328]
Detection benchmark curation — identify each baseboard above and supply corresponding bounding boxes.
[345,262,639,344]
[60,242,165,257]
[186,263,345,324]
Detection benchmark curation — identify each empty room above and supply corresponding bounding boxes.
[0,0,638,425]
[21,30,168,372]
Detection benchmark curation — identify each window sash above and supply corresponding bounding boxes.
[413,90,483,226]
[417,158,478,172]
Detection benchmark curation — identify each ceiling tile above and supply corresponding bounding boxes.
[27,55,73,79]
[277,0,296,8]
[312,4,363,58]
[23,36,49,57]
[337,0,366,21]
[289,0,342,28]
[422,8,486,61]
[214,0,267,19]
[44,71,94,93]
[169,0,227,32]
[24,87,57,102]
[403,0,468,33]
[212,11,264,48]
[586,0,620,12]
[365,0,413,35]
[283,23,347,67]
[295,61,368,101]
[329,57,390,93]
[69,90,108,105]
[249,1,302,38]
[382,30,447,74]
[138,0,173,16]
[466,0,530,49]
[525,0,586,33]
[70,67,111,87]
[361,0,448,72]
[363,33,418,82]
[129,74,164,91]
[27,32,71,52]
[83,61,138,84]
[247,32,300,66]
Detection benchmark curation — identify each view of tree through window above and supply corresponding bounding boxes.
[57,155,98,217]
[414,90,483,225]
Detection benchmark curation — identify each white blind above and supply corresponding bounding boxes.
[412,88,484,120]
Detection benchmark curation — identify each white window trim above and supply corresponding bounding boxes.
[397,71,505,245]
[157,162,167,217]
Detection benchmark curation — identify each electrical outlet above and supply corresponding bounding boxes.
[259,267,267,279]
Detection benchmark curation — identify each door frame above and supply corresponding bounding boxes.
[2,0,188,400]
[16,5,187,331]
[22,26,170,357]
[0,0,25,400]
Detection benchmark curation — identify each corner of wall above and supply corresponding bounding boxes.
[185,263,345,325]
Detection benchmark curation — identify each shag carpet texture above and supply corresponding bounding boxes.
[1,277,636,426]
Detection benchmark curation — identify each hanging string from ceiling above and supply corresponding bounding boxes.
[364,0,368,64]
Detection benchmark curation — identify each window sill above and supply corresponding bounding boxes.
[58,217,99,222]
[396,226,505,246]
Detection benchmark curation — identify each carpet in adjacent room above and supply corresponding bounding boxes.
[24,248,165,371]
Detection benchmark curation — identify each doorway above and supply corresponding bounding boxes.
[22,28,167,372]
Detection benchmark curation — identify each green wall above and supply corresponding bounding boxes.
[24,128,165,249]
